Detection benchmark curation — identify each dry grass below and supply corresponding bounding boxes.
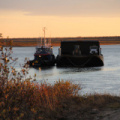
[0,80,81,120]
[0,79,120,120]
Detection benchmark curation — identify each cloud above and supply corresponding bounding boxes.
[0,0,120,17]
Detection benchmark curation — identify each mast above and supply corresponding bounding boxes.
[43,27,46,46]
[41,37,42,46]
[49,34,51,46]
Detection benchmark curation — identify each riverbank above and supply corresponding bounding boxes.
[1,36,120,47]
[0,80,120,120]
[0,42,120,47]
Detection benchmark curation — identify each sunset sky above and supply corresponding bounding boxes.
[0,0,120,38]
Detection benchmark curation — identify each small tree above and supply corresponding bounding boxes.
[0,45,34,90]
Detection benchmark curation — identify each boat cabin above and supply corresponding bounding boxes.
[35,46,53,55]
[60,41,101,56]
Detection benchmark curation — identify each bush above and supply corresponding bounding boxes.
[0,80,81,120]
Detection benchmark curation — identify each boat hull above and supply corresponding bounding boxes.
[56,55,104,67]
[28,55,55,67]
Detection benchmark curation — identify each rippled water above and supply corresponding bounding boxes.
[12,45,120,95]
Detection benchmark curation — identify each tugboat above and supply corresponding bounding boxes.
[56,40,104,67]
[28,28,55,67]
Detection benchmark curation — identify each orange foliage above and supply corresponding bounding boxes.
[0,80,81,119]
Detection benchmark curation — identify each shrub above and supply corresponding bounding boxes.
[0,79,81,119]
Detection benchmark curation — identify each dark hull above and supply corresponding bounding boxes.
[56,55,104,67]
[28,55,55,67]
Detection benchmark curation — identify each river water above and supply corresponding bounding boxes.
[12,45,120,95]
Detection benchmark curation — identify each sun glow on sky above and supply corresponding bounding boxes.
[0,0,120,38]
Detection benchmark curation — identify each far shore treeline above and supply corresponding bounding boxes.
[1,36,120,47]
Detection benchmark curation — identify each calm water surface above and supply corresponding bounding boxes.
[12,45,120,95]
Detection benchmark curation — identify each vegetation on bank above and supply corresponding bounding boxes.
[0,47,120,120]
[1,36,120,47]
[1,80,120,120]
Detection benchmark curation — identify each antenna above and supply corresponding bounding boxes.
[41,37,42,46]
[49,32,51,46]
[42,27,48,46]
[43,27,46,41]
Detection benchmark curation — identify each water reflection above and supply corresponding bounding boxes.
[29,65,103,82]
[102,67,120,72]
[59,67,102,73]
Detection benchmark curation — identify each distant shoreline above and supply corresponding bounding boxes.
[1,36,120,47]
[1,42,120,47]
[4,43,120,47]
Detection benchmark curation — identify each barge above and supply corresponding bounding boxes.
[56,41,104,67]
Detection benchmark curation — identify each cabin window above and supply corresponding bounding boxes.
[73,45,81,55]
[90,46,98,54]
[36,48,42,53]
